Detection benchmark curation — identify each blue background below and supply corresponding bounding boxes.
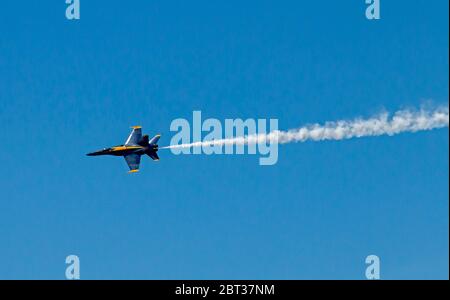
[0,0,448,279]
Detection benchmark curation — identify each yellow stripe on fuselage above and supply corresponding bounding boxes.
[111,146,143,152]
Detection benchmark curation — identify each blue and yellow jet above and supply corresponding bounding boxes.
[87,126,160,173]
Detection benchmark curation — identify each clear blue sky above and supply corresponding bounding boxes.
[0,0,448,279]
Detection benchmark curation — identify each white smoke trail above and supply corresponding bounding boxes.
[161,106,449,149]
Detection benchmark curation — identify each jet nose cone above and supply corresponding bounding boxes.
[87,150,102,156]
[87,148,110,156]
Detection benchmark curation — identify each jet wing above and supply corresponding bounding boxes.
[125,126,142,145]
[124,154,141,173]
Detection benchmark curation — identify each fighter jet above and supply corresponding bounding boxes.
[87,126,160,173]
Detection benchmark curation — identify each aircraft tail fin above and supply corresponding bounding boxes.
[145,134,160,161]
[149,134,161,145]
[138,135,149,146]
[138,134,161,146]
[146,151,159,161]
